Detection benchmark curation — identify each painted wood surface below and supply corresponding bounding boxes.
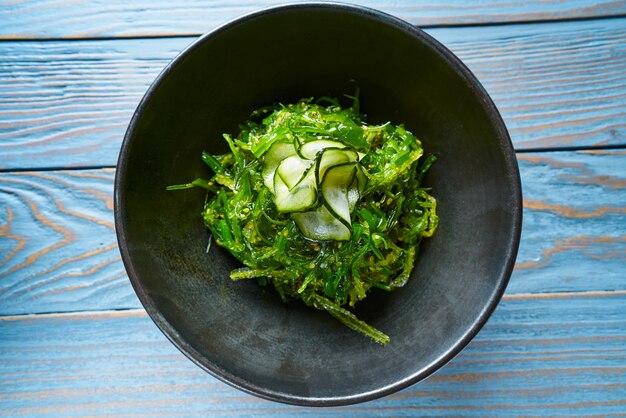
[2,17,626,170]
[1,293,625,416]
[2,0,625,40]
[2,2,625,415]
[1,151,624,315]
[0,168,135,315]
[511,150,626,294]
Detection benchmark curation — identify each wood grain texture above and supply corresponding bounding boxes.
[1,18,626,170]
[1,151,624,315]
[0,39,187,170]
[2,0,625,39]
[510,150,626,294]
[1,294,625,416]
[0,169,134,314]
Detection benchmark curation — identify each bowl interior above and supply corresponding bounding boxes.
[116,4,521,405]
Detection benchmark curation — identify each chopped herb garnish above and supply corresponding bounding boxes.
[169,94,438,344]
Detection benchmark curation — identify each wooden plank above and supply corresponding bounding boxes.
[0,169,133,314]
[510,150,626,294]
[1,151,624,315]
[436,18,626,151]
[1,294,625,415]
[0,39,186,170]
[2,0,625,40]
[2,19,625,171]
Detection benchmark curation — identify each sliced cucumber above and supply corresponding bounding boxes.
[273,165,317,213]
[321,162,356,226]
[291,204,351,241]
[346,165,368,210]
[276,155,313,190]
[262,141,297,191]
[263,139,368,241]
[355,164,368,192]
[299,140,347,160]
[347,165,369,210]
[348,183,360,211]
[317,148,359,184]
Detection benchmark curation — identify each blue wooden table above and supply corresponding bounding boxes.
[1,1,625,415]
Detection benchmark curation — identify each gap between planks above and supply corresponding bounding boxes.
[1,290,625,321]
[2,13,626,42]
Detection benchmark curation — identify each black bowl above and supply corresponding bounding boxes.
[115,2,522,406]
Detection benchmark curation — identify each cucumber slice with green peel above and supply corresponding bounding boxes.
[321,162,357,226]
[265,140,365,238]
[299,139,347,160]
[262,141,297,191]
[317,148,359,184]
[291,204,351,241]
[273,167,317,213]
[276,155,313,190]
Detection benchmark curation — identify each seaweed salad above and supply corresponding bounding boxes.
[168,93,438,344]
